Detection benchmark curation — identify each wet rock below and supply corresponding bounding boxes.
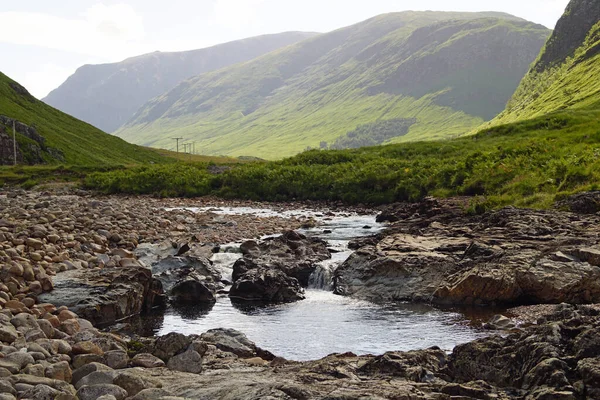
[229,268,305,303]
[484,315,516,330]
[151,256,222,304]
[235,230,331,286]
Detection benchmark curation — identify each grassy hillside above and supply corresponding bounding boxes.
[88,108,600,209]
[44,32,317,133]
[117,12,549,159]
[0,72,166,165]
[487,0,600,126]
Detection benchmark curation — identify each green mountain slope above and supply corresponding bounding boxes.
[116,11,549,159]
[488,0,600,125]
[0,72,165,165]
[43,32,317,133]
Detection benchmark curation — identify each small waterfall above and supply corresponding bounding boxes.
[308,260,338,290]
[211,251,242,283]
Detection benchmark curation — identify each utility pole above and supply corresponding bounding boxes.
[12,121,17,166]
[171,137,184,153]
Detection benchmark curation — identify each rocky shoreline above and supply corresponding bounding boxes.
[1,188,600,399]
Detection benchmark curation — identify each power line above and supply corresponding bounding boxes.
[171,137,184,153]
[12,121,16,166]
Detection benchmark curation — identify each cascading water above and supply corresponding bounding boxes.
[139,206,490,361]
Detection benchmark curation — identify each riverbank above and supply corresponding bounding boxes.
[1,188,600,399]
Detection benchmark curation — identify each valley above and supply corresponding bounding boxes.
[1,0,600,399]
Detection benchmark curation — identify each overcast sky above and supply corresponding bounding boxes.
[0,0,569,99]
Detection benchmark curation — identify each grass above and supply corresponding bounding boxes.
[116,13,549,159]
[487,21,600,127]
[84,108,600,210]
[0,72,167,165]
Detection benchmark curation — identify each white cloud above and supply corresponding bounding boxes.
[19,63,77,99]
[0,3,147,60]
[213,0,267,31]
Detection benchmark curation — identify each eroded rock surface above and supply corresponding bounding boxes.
[336,199,600,306]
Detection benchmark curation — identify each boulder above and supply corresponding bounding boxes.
[151,256,222,304]
[76,384,127,400]
[234,231,331,286]
[38,266,165,326]
[229,268,305,303]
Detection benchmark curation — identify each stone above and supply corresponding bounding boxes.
[229,268,305,303]
[131,354,165,368]
[200,329,260,359]
[484,315,516,330]
[105,350,129,369]
[72,354,105,369]
[72,362,114,386]
[0,324,19,343]
[129,388,174,400]
[113,371,158,396]
[38,266,164,326]
[166,347,203,374]
[152,333,191,362]
[72,341,104,356]
[20,384,60,400]
[75,370,118,390]
[76,384,128,400]
[45,361,72,382]
[0,381,16,396]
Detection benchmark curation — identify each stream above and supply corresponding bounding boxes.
[138,206,490,361]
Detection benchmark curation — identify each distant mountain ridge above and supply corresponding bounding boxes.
[116,11,549,159]
[488,0,600,126]
[43,32,318,132]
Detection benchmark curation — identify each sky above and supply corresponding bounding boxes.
[0,0,570,99]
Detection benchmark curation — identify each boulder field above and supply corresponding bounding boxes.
[1,188,600,399]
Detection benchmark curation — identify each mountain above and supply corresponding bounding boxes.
[116,11,550,159]
[489,0,600,125]
[43,32,317,133]
[0,72,164,165]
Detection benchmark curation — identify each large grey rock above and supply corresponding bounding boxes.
[75,371,118,390]
[234,231,331,286]
[72,362,114,386]
[38,267,165,326]
[336,206,600,306]
[200,329,266,359]
[167,348,203,374]
[152,333,191,362]
[151,256,222,304]
[229,268,305,303]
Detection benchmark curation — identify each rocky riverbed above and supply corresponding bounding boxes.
[1,188,600,399]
